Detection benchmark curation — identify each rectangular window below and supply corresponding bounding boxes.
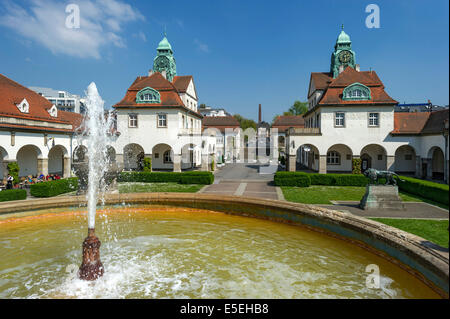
[128,114,138,128]
[369,113,379,127]
[405,154,413,161]
[377,154,383,161]
[158,114,167,127]
[335,112,345,127]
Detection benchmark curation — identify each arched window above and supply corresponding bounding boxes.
[136,87,161,104]
[327,151,341,165]
[343,83,371,101]
[163,150,172,163]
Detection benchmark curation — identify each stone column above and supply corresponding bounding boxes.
[210,153,216,171]
[386,155,395,171]
[201,154,209,171]
[288,155,296,172]
[2,160,12,180]
[319,155,327,174]
[115,154,124,172]
[425,158,433,179]
[37,158,48,177]
[173,154,182,173]
[63,157,71,178]
[415,156,421,178]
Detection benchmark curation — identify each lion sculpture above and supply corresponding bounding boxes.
[363,168,404,185]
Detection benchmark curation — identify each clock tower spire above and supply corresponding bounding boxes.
[153,33,177,82]
[330,26,356,78]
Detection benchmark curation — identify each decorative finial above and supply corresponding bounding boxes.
[164,25,167,38]
[341,24,344,30]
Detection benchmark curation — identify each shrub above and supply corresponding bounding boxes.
[275,172,369,187]
[0,189,27,202]
[30,178,78,198]
[279,156,286,166]
[180,175,213,185]
[396,176,449,205]
[352,158,362,174]
[118,171,214,185]
[143,158,152,172]
[211,158,215,171]
[274,172,311,187]
[7,162,20,185]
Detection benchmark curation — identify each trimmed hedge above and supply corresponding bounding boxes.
[396,176,449,205]
[275,172,369,187]
[118,171,214,185]
[0,189,27,202]
[30,178,78,198]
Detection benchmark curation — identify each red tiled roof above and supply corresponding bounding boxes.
[202,116,240,133]
[392,112,430,135]
[0,73,82,132]
[173,76,193,93]
[421,109,449,134]
[318,67,397,106]
[391,109,449,135]
[272,115,305,131]
[310,72,333,91]
[113,72,201,118]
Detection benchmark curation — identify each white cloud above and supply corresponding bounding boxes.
[194,38,210,53]
[0,0,145,59]
[133,31,147,42]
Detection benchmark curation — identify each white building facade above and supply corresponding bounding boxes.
[285,29,449,183]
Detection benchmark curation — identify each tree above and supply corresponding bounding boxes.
[288,100,308,115]
[233,114,257,131]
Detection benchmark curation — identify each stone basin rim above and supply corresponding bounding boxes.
[0,192,448,298]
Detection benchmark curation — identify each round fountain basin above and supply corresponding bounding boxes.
[0,204,443,299]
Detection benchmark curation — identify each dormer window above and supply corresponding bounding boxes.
[136,87,161,104]
[16,98,29,113]
[48,105,58,117]
[342,83,371,101]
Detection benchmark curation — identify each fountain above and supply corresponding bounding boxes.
[76,83,114,281]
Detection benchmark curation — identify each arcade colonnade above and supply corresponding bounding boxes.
[0,131,72,180]
[286,134,448,181]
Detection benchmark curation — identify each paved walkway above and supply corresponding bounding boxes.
[319,201,449,220]
[201,163,283,200]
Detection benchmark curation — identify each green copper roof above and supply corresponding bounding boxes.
[337,30,351,43]
[157,36,172,51]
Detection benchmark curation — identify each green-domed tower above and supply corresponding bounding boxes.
[330,26,356,78]
[153,34,177,82]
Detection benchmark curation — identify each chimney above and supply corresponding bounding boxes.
[161,70,167,79]
[355,64,360,72]
[148,70,154,76]
[258,104,262,123]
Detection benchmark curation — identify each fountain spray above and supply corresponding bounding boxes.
[78,83,114,281]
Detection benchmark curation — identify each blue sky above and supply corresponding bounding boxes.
[0,0,448,122]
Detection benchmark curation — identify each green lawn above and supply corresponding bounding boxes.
[370,218,449,248]
[118,182,204,194]
[281,185,449,209]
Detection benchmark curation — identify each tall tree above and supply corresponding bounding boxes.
[288,100,308,115]
[233,114,257,131]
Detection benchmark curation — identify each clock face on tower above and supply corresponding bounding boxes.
[155,56,169,70]
[339,50,352,63]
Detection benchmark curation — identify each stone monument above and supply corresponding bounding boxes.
[360,168,405,210]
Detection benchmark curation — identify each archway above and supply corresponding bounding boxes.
[428,147,444,180]
[124,144,145,171]
[181,144,199,170]
[48,145,68,176]
[360,144,387,172]
[296,144,320,172]
[152,144,173,171]
[17,145,42,177]
[73,145,88,164]
[326,144,353,173]
[394,145,417,175]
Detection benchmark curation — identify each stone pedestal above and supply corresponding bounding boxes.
[201,154,209,171]
[360,185,405,210]
[319,155,327,174]
[288,155,296,172]
[173,154,182,172]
